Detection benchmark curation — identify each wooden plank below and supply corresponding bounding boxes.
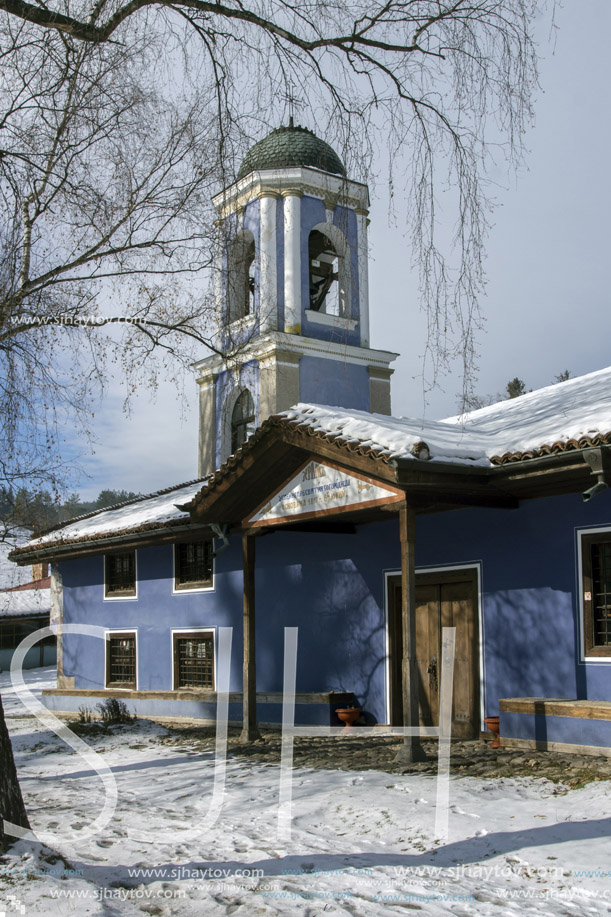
[443,580,474,739]
[501,737,611,757]
[414,582,436,728]
[388,578,403,726]
[396,501,426,762]
[42,689,351,704]
[500,697,611,720]
[240,533,260,742]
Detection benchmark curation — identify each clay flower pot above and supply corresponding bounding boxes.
[335,708,362,731]
[484,715,501,749]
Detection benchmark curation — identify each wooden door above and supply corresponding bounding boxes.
[388,569,479,738]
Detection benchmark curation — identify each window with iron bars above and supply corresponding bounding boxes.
[173,632,214,689]
[105,551,136,597]
[106,633,137,686]
[174,539,213,590]
[582,531,611,656]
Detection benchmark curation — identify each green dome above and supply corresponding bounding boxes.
[237,123,346,180]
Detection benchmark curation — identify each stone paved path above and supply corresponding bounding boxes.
[160,727,611,790]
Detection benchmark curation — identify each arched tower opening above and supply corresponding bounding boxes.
[227,231,256,323]
[231,389,256,454]
[308,230,340,315]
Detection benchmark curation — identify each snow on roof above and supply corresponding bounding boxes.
[0,587,50,618]
[20,479,208,551]
[281,405,492,465]
[443,365,611,461]
[13,366,611,555]
[282,366,611,466]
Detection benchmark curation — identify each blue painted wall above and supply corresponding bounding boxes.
[415,489,611,713]
[56,488,611,730]
[60,542,246,694]
[501,711,611,749]
[299,357,370,411]
[59,522,398,724]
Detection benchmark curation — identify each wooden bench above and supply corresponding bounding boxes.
[499,697,611,756]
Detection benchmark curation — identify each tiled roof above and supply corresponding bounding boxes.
[11,366,611,555]
[10,478,210,559]
[3,576,51,591]
[237,124,346,180]
[197,366,611,498]
[490,431,611,464]
[0,587,50,618]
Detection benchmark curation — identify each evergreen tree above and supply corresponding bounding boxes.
[506,378,528,399]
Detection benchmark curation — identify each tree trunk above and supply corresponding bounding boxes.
[0,691,30,852]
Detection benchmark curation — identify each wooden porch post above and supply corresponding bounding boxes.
[240,532,261,743]
[395,500,427,763]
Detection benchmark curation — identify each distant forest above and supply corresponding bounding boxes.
[0,488,142,535]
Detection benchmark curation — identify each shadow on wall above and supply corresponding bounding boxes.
[484,587,577,714]
[256,557,386,722]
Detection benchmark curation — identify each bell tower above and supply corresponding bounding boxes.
[195,122,397,476]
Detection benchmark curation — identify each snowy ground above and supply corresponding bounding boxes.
[2,668,611,916]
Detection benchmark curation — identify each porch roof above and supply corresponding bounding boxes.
[11,365,611,560]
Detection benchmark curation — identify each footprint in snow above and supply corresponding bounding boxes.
[473,829,488,837]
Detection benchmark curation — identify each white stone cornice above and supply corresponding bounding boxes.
[192,331,398,376]
[213,167,369,217]
[304,309,358,332]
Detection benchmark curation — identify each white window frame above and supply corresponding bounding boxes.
[103,550,138,602]
[577,525,611,663]
[172,539,215,595]
[104,628,138,690]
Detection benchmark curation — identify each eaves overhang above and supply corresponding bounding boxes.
[9,521,215,566]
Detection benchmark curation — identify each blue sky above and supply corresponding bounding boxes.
[72,1,611,501]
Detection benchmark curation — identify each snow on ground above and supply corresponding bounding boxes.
[2,667,611,916]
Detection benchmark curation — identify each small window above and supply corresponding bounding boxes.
[174,539,214,591]
[106,633,137,687]
[582,531,611,657]
[105,551,136,598]
[231,390,255,454]
[173,632,214,690]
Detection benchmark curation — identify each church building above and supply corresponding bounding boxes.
[11,124,611,757]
